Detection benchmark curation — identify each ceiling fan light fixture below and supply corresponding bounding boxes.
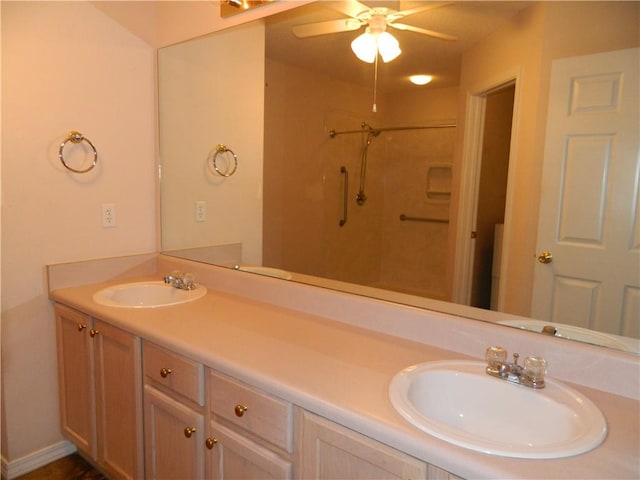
[351,30,377,63]
[377,32,401,63]
[351,30,401,64]
[410,74,433,85]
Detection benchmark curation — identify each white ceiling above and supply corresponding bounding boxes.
[265,1,531,92]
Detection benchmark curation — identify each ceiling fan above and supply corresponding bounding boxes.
[291,1,456,112]
[291,1,457,44]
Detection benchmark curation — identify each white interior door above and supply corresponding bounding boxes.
[532,48,639,338]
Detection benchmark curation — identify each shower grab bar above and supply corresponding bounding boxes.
[339,166,348,227]
[400,214,449,224]
[329,123,456,138]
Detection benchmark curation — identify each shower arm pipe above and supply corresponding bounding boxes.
[328,123,456,138]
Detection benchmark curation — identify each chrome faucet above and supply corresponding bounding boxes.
[485,346,547,389]
[163,271,196,290]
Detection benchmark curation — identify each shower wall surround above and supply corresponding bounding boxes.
[263,57,457,299]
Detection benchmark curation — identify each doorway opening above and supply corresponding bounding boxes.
[470,84,515,309]
[453,75,519,311]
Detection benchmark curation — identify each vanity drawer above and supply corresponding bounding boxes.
[209,370,293,453]
[143,341,204,406]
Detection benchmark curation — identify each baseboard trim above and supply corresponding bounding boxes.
[1,440,76,479]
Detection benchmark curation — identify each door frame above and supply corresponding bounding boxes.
[452,67,522,310]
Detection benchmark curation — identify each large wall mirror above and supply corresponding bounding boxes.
[159,1,639,354]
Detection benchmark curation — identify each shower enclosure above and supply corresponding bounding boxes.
[263,106,456,300]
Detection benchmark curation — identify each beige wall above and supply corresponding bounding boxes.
[91,1,313,49]
[153,0,313,48]
[159,23,265,265]
[450,1,640,317]
[1,1,306,472]
[1,0,156,466]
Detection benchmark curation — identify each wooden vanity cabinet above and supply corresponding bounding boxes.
[142,343,295,480]
[55,303,143,480]
[301,411,427,480]
[300,411,463,480]
[142,341,206,479]
[58,310,461,480]
[206,420,293,479]
[206,370,295,480]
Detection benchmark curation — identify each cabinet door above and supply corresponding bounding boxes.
[206,421,292,480]
[93,319,143,480]
[144,385,205,480]
[301,412,426,480]
[55,305,96,458]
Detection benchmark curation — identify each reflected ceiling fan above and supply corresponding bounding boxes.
[292,1,456,63]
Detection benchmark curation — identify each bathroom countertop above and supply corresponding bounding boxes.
[51,276,640,480]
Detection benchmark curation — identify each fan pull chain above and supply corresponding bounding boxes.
[372,53,378,113]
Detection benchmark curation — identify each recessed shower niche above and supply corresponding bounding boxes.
[426,164,452,202]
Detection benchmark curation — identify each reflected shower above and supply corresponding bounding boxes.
[356,122,381,206]
[329,121,456,207]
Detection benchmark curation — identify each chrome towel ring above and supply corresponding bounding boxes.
[59,131,98,173]
[211,144,238,177]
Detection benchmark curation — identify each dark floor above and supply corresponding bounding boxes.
[14,454,107,480]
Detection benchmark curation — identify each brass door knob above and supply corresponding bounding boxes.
[89,329,99,337]
[160,368,172,378]
[184,427,196,438]
[205,437,218,449]
[77,324,87,332]
[537,251,553,264]
[234,404,248,417]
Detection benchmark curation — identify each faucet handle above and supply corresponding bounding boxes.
[183,273,195,289]
[524,356,547,383]
[164,270,181,281]
[485,346,507,372]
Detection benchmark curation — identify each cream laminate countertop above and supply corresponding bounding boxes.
[51,276,640,480]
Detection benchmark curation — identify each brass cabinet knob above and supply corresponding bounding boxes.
[89,329,99,337]
[234,404,248,417]
[184,427,196,438]
[537,251,553,264]
[160,368,172,378]
[205,437,218,449]
[77,324,87,332]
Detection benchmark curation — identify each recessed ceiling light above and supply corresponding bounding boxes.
[409,75,433,86]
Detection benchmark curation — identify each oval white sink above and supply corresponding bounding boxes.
[389,360,607,459]
[93,281,207,308]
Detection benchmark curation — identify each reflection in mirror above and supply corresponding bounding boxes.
[160,1,639,354]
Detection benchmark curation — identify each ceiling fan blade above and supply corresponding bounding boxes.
[292,18,363,38]
[389,22,457,41]
[387,2,452,22]
[330,0,372,19]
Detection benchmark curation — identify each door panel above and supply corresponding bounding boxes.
[558,135,611,243]
[532,47,639,337]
